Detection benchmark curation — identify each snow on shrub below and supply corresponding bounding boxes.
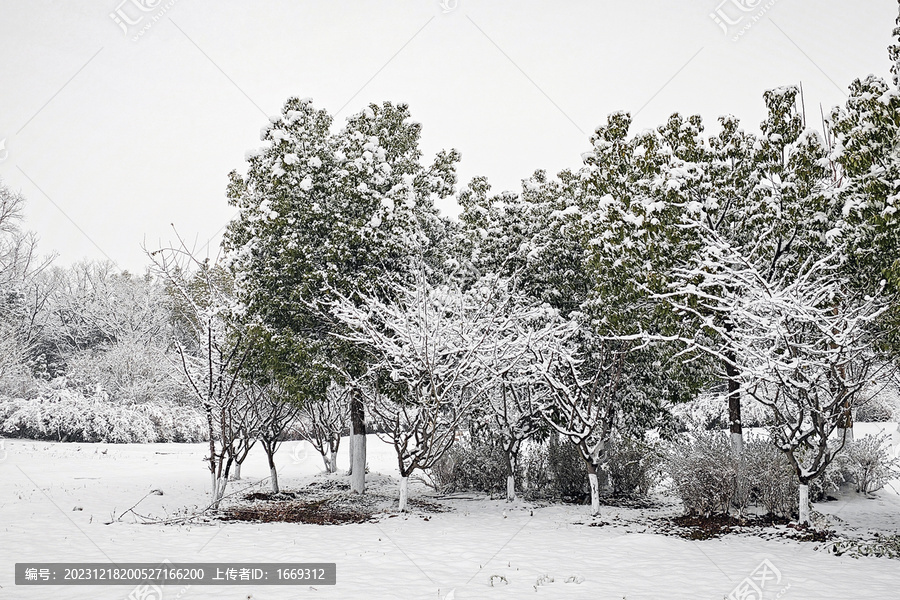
[522,436,589,502]
[605,436,663,497]
[672,392,771,431]
[843,433,900,495]
[665,431,739,517]
[429,436,512,495]
[135,402,208,443]
[66,341,189,406]
[666,431,856,519]
[744,435,799,518]
[0,385,206,443]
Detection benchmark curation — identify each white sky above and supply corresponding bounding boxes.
[0,0,896,272]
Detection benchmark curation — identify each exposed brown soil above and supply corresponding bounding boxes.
[651,513,836,541]
[220,497,373,525]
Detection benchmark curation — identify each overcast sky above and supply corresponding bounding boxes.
[0,0,897,272]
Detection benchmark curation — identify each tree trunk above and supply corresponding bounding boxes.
[586,463,600,516]
[347,433,354,475]
[724,353,743,454]
[838,401,854,443]
[329,437,340,473]
[213,475,228,509]
[399,476,409,512]
[350,388,366,494]
[233,461,242,480]
[206,407,217,497]
[211,456,234,508]
[798,483,810,525]
[588,473,600,516]
[265,447,279,493]
[270,466,279,494]
[505,449,516,502]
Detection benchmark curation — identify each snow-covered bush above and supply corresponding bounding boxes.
[667,432,854,519]
[430,436,511,495]
[672,392,771,432]
[0,385,206,443]
[843,434,900,495]
[66,341,188,406]
[855,388,900,422]
[744,436,797,518]
[136,401,208,443]
[665,431,739,517]
[522,435,588,502]
[605,436,663,496]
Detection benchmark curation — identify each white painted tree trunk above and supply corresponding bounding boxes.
[350,433,366,493]
[326,452,337,474]
[839,425,854,443]
[506,475,516,502]
[347,434,354,475]
[270,466,280,494]
[798,483,810,525]
[588,472,600,516]
[212,476,228,509]
[399,476,409,512]
[210,471,216,498]
[233,462,242,480]
[730,432,744,455]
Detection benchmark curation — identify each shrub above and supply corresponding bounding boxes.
[672,393,771,431]
[744,435,797,518]
[669,432,858,520]
[844,433,900,494]
[0,386,207,443]
[665,431,739,517]
[522,435,588,502]
[605,436,663,496]
[429,436,510,495]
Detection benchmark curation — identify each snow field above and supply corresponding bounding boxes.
[1,430,898,599]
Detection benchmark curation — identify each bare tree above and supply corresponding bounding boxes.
[470,288,562,502]
[332,273,512,511]
[0,182,55,383]
[244,381,302,493]
[531,333,626,516]
[664,238,892,524]
[296,382,349,474]
[146,233,250,509]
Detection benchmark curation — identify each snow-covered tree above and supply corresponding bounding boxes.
[0,181,55,384]
[453,170,589,317]
[224,98,459,494]
[332,272,527,511]
[829,10,900,371]
[295,382,349,474]
[530,327,626,516]
[461,278,570,502]
[238,379,301,493]
[664,230,891,524]
[583,91,836,453]
[147,236,249,509]
[49,262,183,406]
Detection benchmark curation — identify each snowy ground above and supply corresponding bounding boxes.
[1,425,899,600]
